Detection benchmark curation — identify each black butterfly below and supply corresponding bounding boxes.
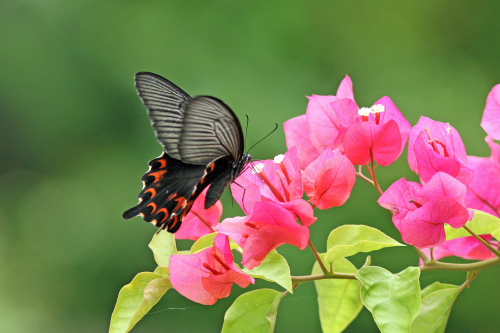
[123,72,250,233]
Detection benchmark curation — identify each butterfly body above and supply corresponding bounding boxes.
[123,72,249,233]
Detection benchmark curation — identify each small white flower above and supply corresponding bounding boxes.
[252,163,265,174]
[371,104,385,114]
[358,107,372,116]
[273,154,285,163]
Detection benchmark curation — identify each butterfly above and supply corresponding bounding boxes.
[123,72,251,233]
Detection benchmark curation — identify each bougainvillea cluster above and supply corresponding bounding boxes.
[112,79,500,333]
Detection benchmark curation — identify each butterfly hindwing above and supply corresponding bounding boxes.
[123,152,207,232]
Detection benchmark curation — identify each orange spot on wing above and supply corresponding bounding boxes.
[158,158,167,168]
[145,188,157,198]
[168,215,179,230]
[148,170,167,182]
[173,197,187,213]
[168,193,177,200]
[207,163,215,172]
[157,208,169,223]
[147,202,157,213]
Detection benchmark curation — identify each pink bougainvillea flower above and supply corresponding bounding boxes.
[408,116,473,185]
[284,75,410,168]
[480,84,500,140]
[169,233,254,305]
[231,147,316,226]
[419,235,499,265]
[218,201,309,269]
[343,96,412,166]
[175,187,222,240]
[378,172,473,248]
[283,115,319,170]
[465,136,500,217]
[302,148,356,209]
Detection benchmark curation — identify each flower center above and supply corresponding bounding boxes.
[424,128,449,157]
[358,104,385,124]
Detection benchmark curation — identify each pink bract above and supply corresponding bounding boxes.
[480,84,500,140]
[408,116,473,185]
[175,187,222,240]
[378,173,472,248]
[218,201,309,269]
[169,234,254,305]
[231,147,316,226]
[465,137,500,217]
[420,235,499,264]
[283,115,319,170]
[303,148,356,209]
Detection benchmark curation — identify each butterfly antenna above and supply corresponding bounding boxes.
[244,115,249,148]
[247,123,278,153]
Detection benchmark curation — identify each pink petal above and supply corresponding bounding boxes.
[417,172,467,206]
[307,95,344,151]
[413,132,461,183]
[486,136,500,168]
[281,147,303,199]
[278,199,317,226]
[378,178,422,214]
[481,84,500,140]
[401,197,470,248]
[465,156,500,217]
[435,235,498,261]
[343,120,402,166]
[175,188,222,240]
[169,249,217,305]
[373,96,411,152]
[336,75,355,101]
[303,148,336,198]
[310,154,356,209]
[284,115,320,169]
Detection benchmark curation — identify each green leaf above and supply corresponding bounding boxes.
[190,232,217,253]
[149,230,177,267]
[492,229,500,240]
[356,266,421,333]
[221,289,285,333]
[109,272,171,333]
[241,250,293,293]
[313,254,362,333]
[410,283,460,333]
[325,225,404,264]
[153,266,169,277]
[190,232,240,254]
[445,210,500,240]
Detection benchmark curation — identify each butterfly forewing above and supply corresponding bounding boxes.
[135,72,191,160]
[179,96,244,165]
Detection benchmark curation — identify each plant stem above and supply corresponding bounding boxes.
[369,158,384,196]
[463,225,500,258]
[291,272,357,283]
[420,257,500,273]
[308,239,329,274]
[414,247,431,263]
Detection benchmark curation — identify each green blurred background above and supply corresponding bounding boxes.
[1,1,500,332]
